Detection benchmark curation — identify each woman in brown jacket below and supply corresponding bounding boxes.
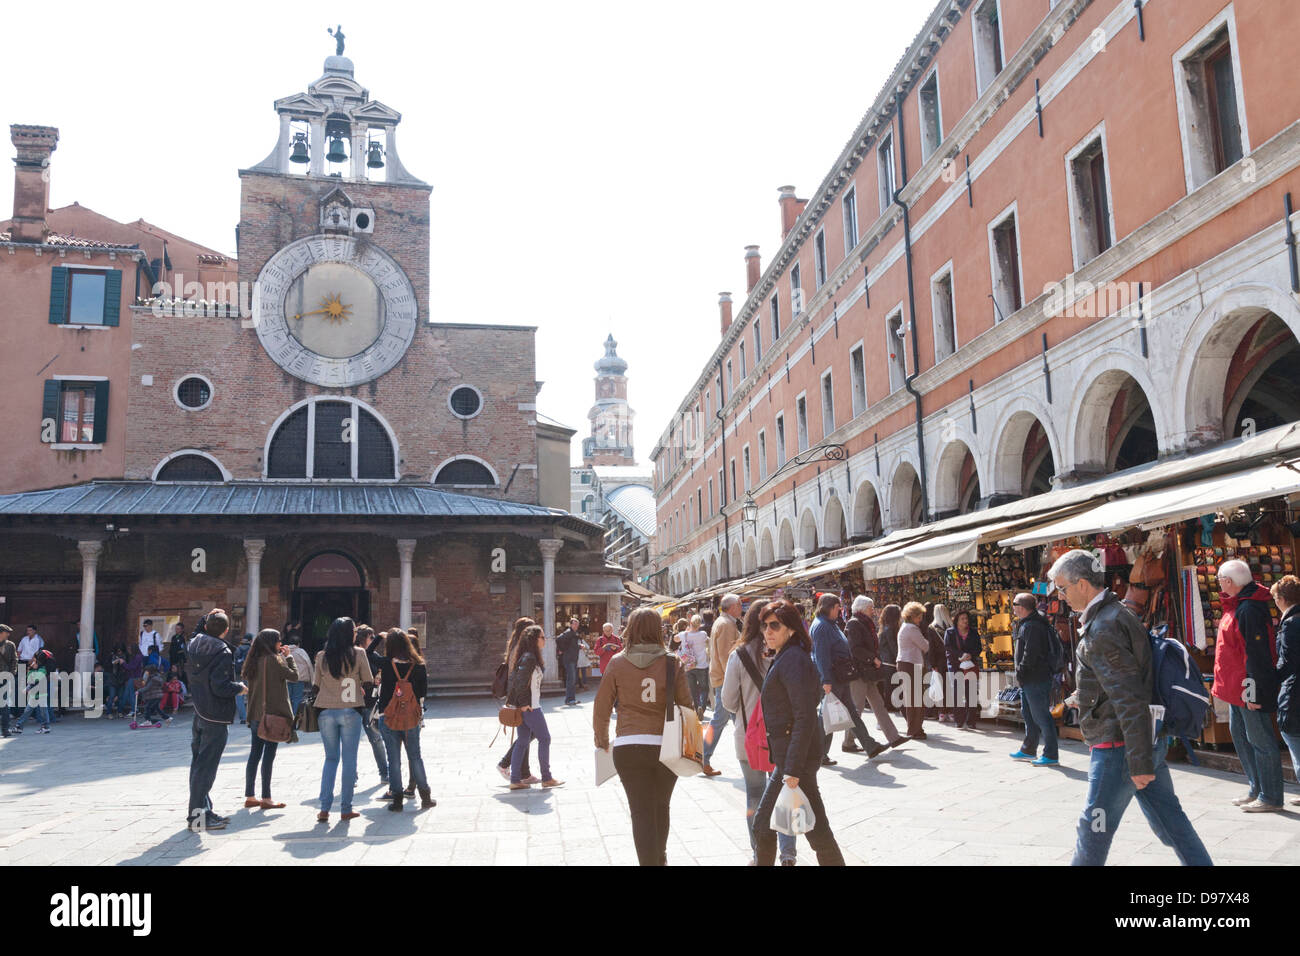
[594,606,693,866]
[241,628,299,809]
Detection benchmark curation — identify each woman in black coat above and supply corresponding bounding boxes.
[1270,576,1300,795]
[944,608,983,730]
[750,599,846,866]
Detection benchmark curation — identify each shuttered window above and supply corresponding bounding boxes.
[41,380,109,443]
[48,267,121,326]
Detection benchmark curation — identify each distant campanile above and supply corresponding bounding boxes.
[583,334,636,466]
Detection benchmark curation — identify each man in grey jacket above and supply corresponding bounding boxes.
[1049,550,1211,866]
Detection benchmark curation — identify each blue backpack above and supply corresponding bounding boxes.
[1148,626,1211,741]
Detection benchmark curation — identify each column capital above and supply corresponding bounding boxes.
[243,538,267,562]
[538,538,564,562]
[77,539,104,563]
[396,538,417,563]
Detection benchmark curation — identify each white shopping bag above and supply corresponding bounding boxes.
[595,747,617,786]
[819,692,853,734]
[925,671,945,706]
[772,780,817,835]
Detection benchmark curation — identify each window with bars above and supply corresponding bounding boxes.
[176,377,212,409]
[434,458,495,485]
[156,454,222,481]
[265,399,397,479]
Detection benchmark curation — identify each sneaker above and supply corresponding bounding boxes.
[1240,799,1284,813]
[1231,793,1259,806]
[35,727,50,734]
[1009,750,1035,761]
[496,765,510,782]
[190,812,228,831]
[1031,756,1059,767]
[10,726,21,734]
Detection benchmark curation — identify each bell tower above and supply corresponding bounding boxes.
[583,334,637,466]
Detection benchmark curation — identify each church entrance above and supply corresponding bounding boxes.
[290,552,370,655]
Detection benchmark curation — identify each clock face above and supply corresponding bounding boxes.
[253,235,417,387]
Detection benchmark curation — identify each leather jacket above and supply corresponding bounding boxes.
[506,651,539,708]
[1075,590,1155,776]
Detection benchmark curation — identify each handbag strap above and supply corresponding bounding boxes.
[664,655,676,724]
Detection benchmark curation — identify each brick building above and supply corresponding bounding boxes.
[0,46,617,685]
[652,0,1300,595]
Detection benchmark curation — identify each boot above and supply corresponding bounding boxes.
[387,794,403,812]
[418,786,436,809]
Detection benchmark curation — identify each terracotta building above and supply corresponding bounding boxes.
[652,0,1300,595]
[0,45,616,685]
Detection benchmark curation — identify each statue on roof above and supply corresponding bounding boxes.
[327,25,346,56]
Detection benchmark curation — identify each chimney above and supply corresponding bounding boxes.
[718,292,733,336]
[9,125,58,243]
[778,185,807,239]
[744,245,761,293]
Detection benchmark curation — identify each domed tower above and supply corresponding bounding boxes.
[583,334,636,466]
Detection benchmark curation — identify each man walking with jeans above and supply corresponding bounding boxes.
[1048,550,1212,866]
[556,617,581,705]
[1009,593,1059,767]
[185,609,246,831]
[701,594,741,776]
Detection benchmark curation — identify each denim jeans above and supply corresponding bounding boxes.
[512,709,552,783]
[739,757,795,862]
[703,686,733,764]
[361,710,389,780]
[287,682,305,717]
[753,766,844,866]
[318,708,362,814]
[823,682,880,757]
[1072,738,1213,866]
[561,654,578,703]
[1019,679,1058,760]
[500,740,532,778]
[686,668,710,712]
[1228,705,1284,806]
[235,693,247,723]
[188,716,229,819]
[16,702,51,729]
[378,715,428,795]
[245,720,278,799]
[1282,732,1300,794]
[116,682,135,716]
[612,743,678,865]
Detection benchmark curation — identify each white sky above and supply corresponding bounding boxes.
[5,0,933,466]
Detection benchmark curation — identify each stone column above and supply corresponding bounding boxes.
[397,539,416,631]
[538,538,564,682]
[277,115,291,173]
[75,540,103,680]
[308,119,326,176]
[243,539,266,637]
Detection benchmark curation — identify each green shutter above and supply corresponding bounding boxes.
[102,269,122,326]
[48,267,68,324]
[41,380,61,434]
[91,381,109,444]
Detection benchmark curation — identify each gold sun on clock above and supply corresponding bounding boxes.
[292,291,352,323]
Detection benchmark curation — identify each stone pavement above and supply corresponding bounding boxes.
[0,693,1297,866]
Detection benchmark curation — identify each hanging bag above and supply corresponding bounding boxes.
[658,656,705,776]
[382,661,422,731]
[819,691,853,734]
[735,647,775,773]
[772,780,817,835]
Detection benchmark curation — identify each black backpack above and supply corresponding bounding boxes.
[491,659,509,699]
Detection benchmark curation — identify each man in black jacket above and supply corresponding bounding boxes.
[1049,550,1211,866]
[185,609,246,831]
[556,617,581,705]
[1009,593,1059,766]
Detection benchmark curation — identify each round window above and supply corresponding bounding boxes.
[449,385,482,418]
[176,376,212,410]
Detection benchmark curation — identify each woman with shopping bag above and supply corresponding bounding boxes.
[750,599,846,866]
[898,603,931,740]
[594,606,695,866]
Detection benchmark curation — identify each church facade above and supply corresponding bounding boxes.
[0,44,618,686]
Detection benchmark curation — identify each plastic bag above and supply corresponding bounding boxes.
[925,670,945,706]
[772,780,817,835]
[819,691,853,734]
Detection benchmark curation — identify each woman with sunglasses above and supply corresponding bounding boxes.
[750,599,846,866]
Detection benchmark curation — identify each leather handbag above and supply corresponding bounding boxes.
[258,712,294,743]
[498,705,523,728]
[295,694,320,734]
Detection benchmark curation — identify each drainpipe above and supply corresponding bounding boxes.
[896,97,930,520]
[716,356,731,579]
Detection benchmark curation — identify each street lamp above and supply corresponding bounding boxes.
[742,493,758,528]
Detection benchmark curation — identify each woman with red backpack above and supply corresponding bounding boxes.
[376,627,434,812]
[721,599,796,866]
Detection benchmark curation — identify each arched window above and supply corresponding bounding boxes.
[155,453,223,481]
[433,458,495,486]
[266,398,396,480]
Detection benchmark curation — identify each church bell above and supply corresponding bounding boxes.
[366,140,385,169]
[325,132,348,164]
[289,132,310,164]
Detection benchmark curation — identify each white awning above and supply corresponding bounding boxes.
[998,461,1300,551]
[861,507,1080,579]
